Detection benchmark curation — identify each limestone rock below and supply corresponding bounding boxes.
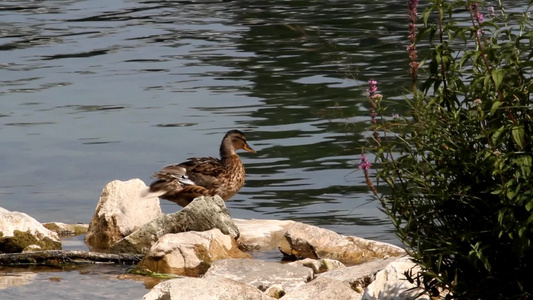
[288,258,346,275]
[281,276,361,300]
[203,258,313,292]
[43,222,88,238]
[85,179,162,251]
[142,277,275,300]
[362,256,429,300]
[319,257,402,293]
[264,284,286,299]
[110,195,239,254]
[138,228,251,276]
[21,244,42,252]
[279,222,404,264]
[0,207,61,253]
[234,218,296,251]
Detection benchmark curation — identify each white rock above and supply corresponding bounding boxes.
[85,179,162,251]
[0,207,61,253]
[281,276,361,300]
[234,218,296,251]
[319,257,401,294]
[110,195,240,254]
[203,258,313,292]
[279,222,405,264]
[142,277,275,300]
[362,256,428,300]
[138,228,251,276]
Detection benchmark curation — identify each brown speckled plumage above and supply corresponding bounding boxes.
[147,130,255,207]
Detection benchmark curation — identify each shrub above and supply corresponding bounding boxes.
[365,1,533,299]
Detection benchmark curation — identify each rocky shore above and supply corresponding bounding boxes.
[1,179,426,300]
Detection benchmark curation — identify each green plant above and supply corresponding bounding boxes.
[365,0,533,299]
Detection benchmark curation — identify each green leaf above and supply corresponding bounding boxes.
[512,126,525,149]
[492,68,505,90]
[490,101,503,114]
[526,200,533,212]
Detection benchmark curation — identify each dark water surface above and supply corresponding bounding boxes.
[1,0,529,298]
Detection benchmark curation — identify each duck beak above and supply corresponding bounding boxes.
[243,143,256,153]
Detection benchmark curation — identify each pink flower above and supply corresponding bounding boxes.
[367,80,377,97]
[488,5,495,18]
[359,154,372,170]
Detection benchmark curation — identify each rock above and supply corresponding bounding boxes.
[279,222,404,264]
[319,257,401,293]
[85,179,162,251]
[204,258,313,292]
[264,284,286,299]
[234,219,296,251]
[142,277,275,300]
[42,222,88,238]
[288,258,346,274]
[281,276,361,300]
[21,245,42,252]
[138,228,251,276]
[362,256,429,300]
[0,207,61,253]
[110,195,239,254]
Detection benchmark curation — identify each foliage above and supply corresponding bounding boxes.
[365,0,533,299]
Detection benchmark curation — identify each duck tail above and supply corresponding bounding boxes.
[140,181,167,199]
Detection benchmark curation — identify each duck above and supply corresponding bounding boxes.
[144,129,256,207]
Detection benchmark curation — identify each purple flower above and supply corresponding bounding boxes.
[358,154,372,170]
[477,12,484,23]
[367,80,377,97]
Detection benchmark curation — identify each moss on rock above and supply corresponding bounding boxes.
[0,230,61,253]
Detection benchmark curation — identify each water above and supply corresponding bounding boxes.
[1,0,529,298]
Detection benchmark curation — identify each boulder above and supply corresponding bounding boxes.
[319,257,402,293]
[234,219,295,251]
[281,276,361,300]
[203,258,313,292]
[288,258,346,274]
[85,179,162,251]
[142,277,275,300]
[362,256,429,300]
[110,195,239,254]
[138,228,251,276]
[279,222,404,264]
[0,207,61,253]
[42,222,88,238]
[264,284,285,299]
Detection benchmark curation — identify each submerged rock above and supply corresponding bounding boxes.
[43,222,88,238]
[204,258,313,292]
[288,258,346,275]
[138,228,250,276]
[85,179,162,252]
[279,222,404,264]
[110,195,239,254]
[0,207,61,253]
[142,277,275,300]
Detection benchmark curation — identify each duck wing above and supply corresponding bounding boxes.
[178,157,226,189]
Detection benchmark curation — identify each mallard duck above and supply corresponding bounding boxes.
[144,130,256,207]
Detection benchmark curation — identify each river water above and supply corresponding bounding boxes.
[1,0,529,299]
